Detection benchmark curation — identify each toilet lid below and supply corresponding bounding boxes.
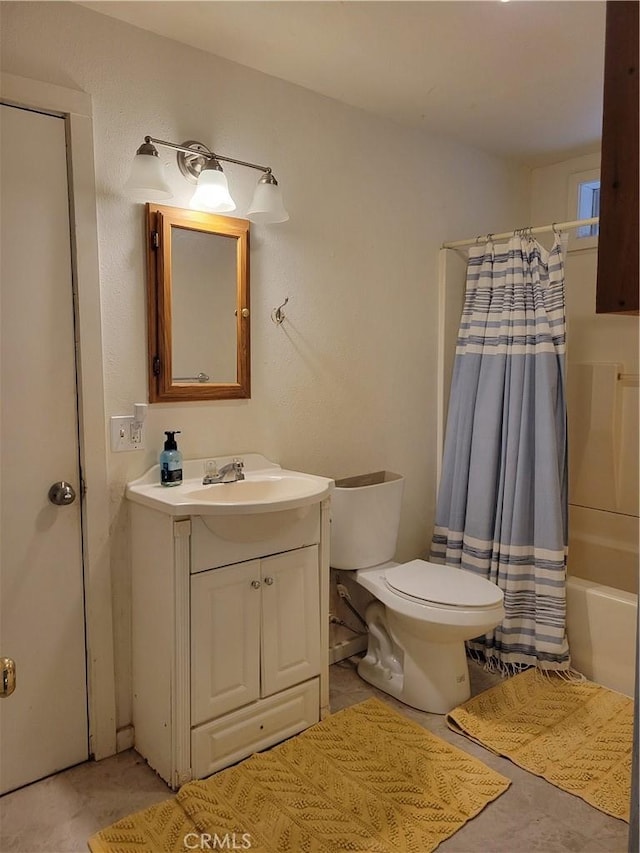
[385,560,503,607]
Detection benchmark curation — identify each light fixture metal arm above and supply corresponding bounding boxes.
[144,136,271,174]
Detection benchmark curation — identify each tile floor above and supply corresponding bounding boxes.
[0,659,631,853]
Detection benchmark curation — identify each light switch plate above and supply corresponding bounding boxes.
[110,415,145,452]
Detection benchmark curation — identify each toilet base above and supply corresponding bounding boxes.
[357,600,473,714]
[357,641,471,714]
[357,654,404,704]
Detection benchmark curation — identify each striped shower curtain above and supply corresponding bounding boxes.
[432,234,570,672]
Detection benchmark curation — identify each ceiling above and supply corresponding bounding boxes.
[80,0,606,166]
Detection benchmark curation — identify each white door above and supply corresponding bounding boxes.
[0,104,89,793]
[261,546,320,697]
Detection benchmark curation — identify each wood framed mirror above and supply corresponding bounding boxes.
[146,203,250,402]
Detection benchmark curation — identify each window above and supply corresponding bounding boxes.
[567,168,600,250]
[576,179,600,237]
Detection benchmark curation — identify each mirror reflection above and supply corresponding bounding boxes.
[171,228,237,384]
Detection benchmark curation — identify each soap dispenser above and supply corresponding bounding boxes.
[160,431,182,486]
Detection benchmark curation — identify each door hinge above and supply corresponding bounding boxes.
[153,355,161,376]
[78,465,87,499]
[151,230,159,249]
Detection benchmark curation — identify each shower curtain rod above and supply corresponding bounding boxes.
[442,216,599,249]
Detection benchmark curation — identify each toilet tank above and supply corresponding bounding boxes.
[330,471,404,569]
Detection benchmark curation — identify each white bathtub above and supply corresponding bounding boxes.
[566,576,637,697]
[566,503,638,696]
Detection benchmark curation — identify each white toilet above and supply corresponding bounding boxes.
[330,471,504,714]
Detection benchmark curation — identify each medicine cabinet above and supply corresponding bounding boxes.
[146,204,250,401]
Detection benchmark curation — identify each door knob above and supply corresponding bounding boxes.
[1,657,16,697]
[48,481,76,506]
[250,580,261,589]
[263,576,274,586]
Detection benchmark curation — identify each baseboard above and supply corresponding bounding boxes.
[116,724,135,752]
[329,635,368,665]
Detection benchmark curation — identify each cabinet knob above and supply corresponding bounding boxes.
[263,576,274,586]
[250,580,261,589]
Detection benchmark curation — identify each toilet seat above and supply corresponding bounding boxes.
[384,560,503,608]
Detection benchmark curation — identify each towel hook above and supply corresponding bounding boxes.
[271,297,289,325]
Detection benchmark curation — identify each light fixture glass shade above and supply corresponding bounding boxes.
[191,166,236,213]
[247,175,289,223]
[124,150,172,201]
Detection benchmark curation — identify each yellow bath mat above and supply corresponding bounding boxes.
[89,697,510,853]
[446,668,633,821]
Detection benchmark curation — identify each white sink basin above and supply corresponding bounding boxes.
[126,454,333,516]
[186,475,327,506]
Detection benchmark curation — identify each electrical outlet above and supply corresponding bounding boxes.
[110,415,145,452]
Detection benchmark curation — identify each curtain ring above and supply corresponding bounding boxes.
[552,222,561,236]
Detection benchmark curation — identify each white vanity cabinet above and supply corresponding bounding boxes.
[128,456,331,790]
[190,547,321,779]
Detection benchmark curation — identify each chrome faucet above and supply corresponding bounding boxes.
[202,457,245,485]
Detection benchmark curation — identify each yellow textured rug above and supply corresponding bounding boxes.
[446,668,633,822]
[89,698,510,853]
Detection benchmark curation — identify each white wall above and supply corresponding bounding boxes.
[531,152,639,594]
[1,1,531,732]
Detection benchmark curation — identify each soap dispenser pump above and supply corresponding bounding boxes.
[160,430,182,486]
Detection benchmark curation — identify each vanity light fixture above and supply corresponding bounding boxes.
[125,136,289,223]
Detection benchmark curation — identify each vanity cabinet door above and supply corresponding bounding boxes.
[191,560,261,725]
[261,546,321,697]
